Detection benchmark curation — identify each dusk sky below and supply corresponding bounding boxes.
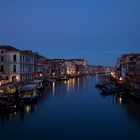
[0,0,140,66]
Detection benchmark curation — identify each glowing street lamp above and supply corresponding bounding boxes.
[16,75,19,81]
[119,77,123,81]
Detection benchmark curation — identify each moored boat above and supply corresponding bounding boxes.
[19,84,38,100]
[131,89,140,99]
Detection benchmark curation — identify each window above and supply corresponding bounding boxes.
[20,55,22,61]
[0,65,4,72]
[13,65,16,72]
[6,77,9,80]
[1,56,4,62]
[13,54,17,62]
[1,50,4,54]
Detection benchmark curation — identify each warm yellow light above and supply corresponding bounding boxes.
[119,77,123,81]
[111,72,116,78]
[52,82,55,95]
[67,70,70,74]
[26,105,31,113]
[111,72,114,75]
[16,75,19,81]
[119,97,122,105]
[113,75,116,78]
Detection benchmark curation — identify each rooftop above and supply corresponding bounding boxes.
[0,45,20,52]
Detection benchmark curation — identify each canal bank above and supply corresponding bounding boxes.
[0,75,140,140]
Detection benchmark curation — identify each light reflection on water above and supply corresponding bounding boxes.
[52,82,55,95]
[0,75,140,140]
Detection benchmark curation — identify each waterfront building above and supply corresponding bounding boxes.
[68,59,87,75]
[33,52,46,80]
[0,45,91,84]
[44,59,52,78]
[64,60,76,76]
[20,50,35,82]
[115,53,140,89]
[0,46,35,84]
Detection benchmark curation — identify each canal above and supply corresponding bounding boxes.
[0,75,140,140]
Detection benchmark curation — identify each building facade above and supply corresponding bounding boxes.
[115,53,140,89]
[0,46,35,84]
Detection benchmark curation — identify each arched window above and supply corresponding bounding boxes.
[13,54,17,62]
[0,65,4,72]
[1,56,4,62]
[13,65,16,72]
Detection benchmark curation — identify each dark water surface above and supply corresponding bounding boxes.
[0,75,140,140]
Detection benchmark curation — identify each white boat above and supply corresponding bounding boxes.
[19,84,38,100]
[31,80,44,90]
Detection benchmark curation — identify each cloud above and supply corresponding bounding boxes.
[105,50,124,54]
[82,51,94,55]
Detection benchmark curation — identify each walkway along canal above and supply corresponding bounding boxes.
[0,75,140,140]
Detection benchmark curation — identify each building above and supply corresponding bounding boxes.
[115,53,140,89]
[33,52,46,80]
[49,59,66,77]
[20,50,35,82]
[68,59,87,75]
[64,60,76,76]
[44,59,52,78]
[0,46,35,84]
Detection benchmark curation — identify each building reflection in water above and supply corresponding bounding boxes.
[116,95,140,126]
[1,76,140,130]
[66,78,76,93]
[100,91,140,127]
[0,101,37,127]
[52,82,56,95]
[118,97,122,105]
[64,76,90,96]
[19,102,36,121]
[49,77,84,96]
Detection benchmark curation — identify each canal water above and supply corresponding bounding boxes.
[0,75,140,140]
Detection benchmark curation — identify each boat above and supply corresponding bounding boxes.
[101,84,118,94]
[31,79,45,92]
[5,81,26,95]
[131,89,140,99]
[95,75,112,88]
[0,100,17,112]
[46,78,56,82]
[19,84,38,100]
[58,75,69,80]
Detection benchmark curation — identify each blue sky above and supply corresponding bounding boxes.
[0,0,140,66]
